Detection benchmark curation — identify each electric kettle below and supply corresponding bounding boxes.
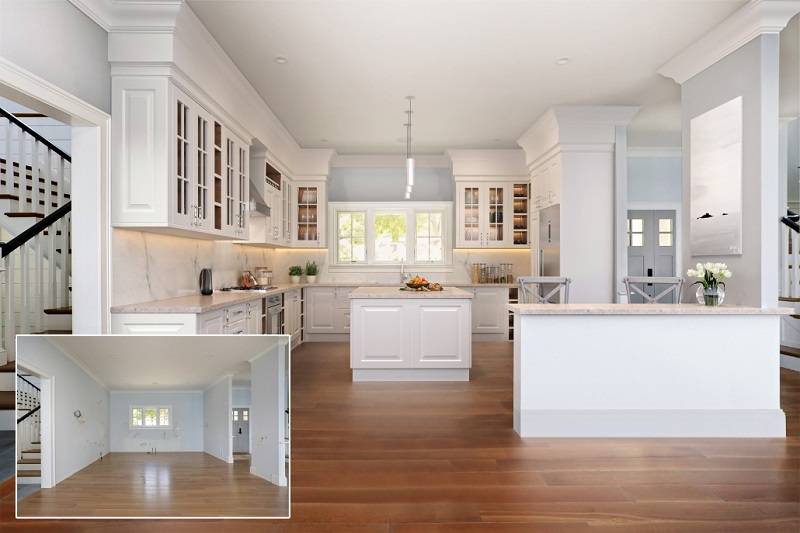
[200,268,213,295]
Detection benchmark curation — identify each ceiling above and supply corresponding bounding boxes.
[41,336,283,390]
[187,0,748,155]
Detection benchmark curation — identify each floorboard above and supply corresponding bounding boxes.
[1,341,798,532]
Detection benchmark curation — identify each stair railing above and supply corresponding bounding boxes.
[16,373,40,463]
[781,210,800,299]
[0,107,72,360]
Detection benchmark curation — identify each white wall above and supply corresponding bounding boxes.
[250,342,287,486]
[329,167,453,202]
[232,387,251,406]
[17,336,109,485]
[628,153,682,204]
[681,35,781,307]
[203,375,232,463]
[0,0,111,114]
[109,391,203,452]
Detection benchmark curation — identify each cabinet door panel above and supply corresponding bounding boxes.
[351,304,409,368]
[472,287,506,334]
[415,304,470,368]
[306,288,336,333]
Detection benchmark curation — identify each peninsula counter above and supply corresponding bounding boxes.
[349,286,474,381]
[507,303,791,438]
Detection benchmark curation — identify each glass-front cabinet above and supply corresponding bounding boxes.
[111,79,248,240]
[456,182,527,248]
[294,182,326,247]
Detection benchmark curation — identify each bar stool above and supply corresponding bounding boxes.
[623,276,684,304]
[517,276,571,304]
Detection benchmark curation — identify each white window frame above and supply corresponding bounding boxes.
[329,202,453,273]
[130,405,173,429]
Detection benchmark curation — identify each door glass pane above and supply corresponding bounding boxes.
[233,411,238,421]
[658,219,672,232]
[243,411,248,421]
[659,233,673,247]
[631,233,643,247]
[630,219,643,232]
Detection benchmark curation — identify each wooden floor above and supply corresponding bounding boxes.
[1,340,798,532]
[15,452,288,518]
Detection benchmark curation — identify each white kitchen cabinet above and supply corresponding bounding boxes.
[110,300,261,335]
[294,182,326,248]
[350,295,472,381]
[281,177,294,245]
[305,286,353,339]
[456,181,528,248]
[453,286,509,340]
[530,156,561,213]
[111,77,249,240]
[283,289,302,346]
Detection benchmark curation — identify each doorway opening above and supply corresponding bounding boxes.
[627,209,678,303]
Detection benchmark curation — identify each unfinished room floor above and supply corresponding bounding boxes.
[15,452,288,518]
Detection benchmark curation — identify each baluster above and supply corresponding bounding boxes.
[794,230,799,299]
[2,118,10,196]
[4,256,13,361]
[61,213,70,308]
[34,234,43,333]
[32,139,40,215]
[48,213,57,314]
[19,244,29,334]
[16,128,27,212]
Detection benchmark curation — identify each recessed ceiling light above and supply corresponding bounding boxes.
[152,382,159,386]
[208,354,213,358]
[274,56,288,64]
[321,139,328,143]
[556,57,570,65]
[493,138,501,142]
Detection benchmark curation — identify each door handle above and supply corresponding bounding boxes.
[647,268,653,285]
[238,427,242,434]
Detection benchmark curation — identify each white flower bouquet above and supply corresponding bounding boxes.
[686,262,732,290]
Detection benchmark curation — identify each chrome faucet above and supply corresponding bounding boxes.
[400,260,409,283]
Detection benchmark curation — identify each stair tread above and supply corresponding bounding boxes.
[43,307,71,315]
[32,329,72,335]
[17,458,40,465]
[780,345,800,358]
[4,212,45,218]
[23,449,41,453]
[790,314,800,320]
[0,361,15,373]
[778,296,800,303]
[0,391,14,410]
[16,470,41,477]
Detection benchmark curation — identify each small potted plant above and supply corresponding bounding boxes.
[305,260,319,284]
[686,262,732,306]
[289,265,303,284]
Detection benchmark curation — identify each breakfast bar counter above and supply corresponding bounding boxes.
[349,286,474,381]
[507,303,791,438]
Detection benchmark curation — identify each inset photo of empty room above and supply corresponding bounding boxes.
[14,334,289,519]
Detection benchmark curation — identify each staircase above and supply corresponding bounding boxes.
[16,371,40,484]
[0,105,73,364]
[779,212,800,370]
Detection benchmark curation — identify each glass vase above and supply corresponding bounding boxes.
[695,285,724,306]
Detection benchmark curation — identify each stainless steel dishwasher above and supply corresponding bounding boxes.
[265,294,282,334]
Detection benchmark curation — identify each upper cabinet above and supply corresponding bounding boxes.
[294,181,326,248]
[530,156,561,213]
[111,78,249,240]
[455,181,529,248]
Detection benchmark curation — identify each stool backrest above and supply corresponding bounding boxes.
[518,276,571,304]
[623,276,684,304]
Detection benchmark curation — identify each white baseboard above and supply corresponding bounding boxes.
[352,368,469,382]
[513,407,786,438]
[780,354,800,372]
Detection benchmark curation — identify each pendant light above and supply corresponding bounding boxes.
[404,95,415,199]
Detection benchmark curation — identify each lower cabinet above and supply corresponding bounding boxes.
[283,289,302,347]
[350,297,471,381]
[304,286,353,340]
[456,286,508,339]
[110,300,263,335]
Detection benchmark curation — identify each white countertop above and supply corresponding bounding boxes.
[110,282,302,314]
[349,286,475,299]
[507,303,792,315]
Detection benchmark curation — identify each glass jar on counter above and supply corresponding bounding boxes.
[472,263,480,284]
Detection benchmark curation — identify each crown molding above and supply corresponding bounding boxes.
[69,0,181,32]
[658,0,800,84]
[44,337,110,392]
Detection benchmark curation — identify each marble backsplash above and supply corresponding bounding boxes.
[112,229,533,305]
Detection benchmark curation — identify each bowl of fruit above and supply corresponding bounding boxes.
[406,276,429,290]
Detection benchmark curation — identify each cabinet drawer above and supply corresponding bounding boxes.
[225,303,248,324]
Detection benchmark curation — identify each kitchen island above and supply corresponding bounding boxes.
[349,286,474,381]
[508,303,791,438]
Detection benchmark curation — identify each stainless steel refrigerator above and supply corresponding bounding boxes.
[538,204,560,277]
